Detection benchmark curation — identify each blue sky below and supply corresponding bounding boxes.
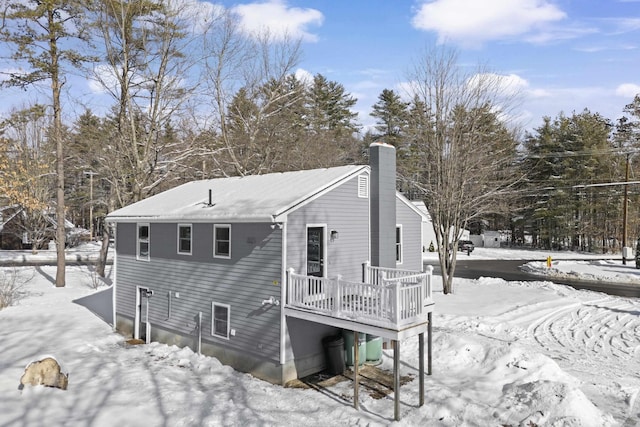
[1,0,639,135]
[218,0,640,132]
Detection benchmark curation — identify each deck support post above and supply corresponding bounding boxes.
[419,332,424,407]
[393,339,400,421]
[428,311,432,376]
[354,330,359,410]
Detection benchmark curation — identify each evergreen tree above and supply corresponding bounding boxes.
[1,0,94,286]
[370,89,409,147]
[306,74,359,136]
[521,110,616,252]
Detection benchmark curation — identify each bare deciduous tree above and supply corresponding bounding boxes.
[402,46,522,294]
[89,0,203,275]
[199,10,303,176]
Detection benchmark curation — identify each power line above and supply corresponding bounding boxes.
[521,148,640,159]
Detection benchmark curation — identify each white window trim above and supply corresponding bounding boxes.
[136,223,150,261]
[358,174,369,198]
[396,224,403,264]
[213,224,231,259]
[211,301,231,340]
[177,224,192,255]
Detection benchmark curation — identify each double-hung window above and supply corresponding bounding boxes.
[211,302,230,339]
[177,224,192,255]
[214,224,231,259]
[137,224,150,261]
[395,225,403,264]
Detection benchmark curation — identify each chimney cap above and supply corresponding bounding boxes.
[370,141,395,149]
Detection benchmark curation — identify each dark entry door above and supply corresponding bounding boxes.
[307,227,325,277]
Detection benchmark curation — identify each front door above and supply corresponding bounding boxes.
[307,226,325,277]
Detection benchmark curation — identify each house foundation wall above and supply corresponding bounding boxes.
[115,314,306,385]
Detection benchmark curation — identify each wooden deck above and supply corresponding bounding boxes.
[285,264,434,339]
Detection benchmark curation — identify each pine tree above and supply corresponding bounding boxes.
[370,89,409,147]
[1,0,93,286]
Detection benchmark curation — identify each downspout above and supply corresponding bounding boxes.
[111,223,117,331]
[279,219,288,366]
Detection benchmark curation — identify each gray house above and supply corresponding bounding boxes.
[107,143,433,387]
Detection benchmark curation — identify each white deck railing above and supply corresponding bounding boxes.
[286,264,433,329]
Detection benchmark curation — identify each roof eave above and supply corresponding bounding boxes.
[105,215,277,224]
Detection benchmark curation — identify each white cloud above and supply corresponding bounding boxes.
[611,18,640,33]
[170,0,225,33]
[88,64,119,95]
[615,83,640,98]
[294,68,313,85]
[231,0,323,42]
[524,25,597,44]
[528,88,552,98]
[411,0,566,47]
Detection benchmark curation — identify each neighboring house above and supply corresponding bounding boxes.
[411,201,472,251]
[0,205,87,250]
[412,201,436,252]
[106,143,434,387]
[481,231,501,248]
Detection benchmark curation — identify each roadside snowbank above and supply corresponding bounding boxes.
[522,259,640,284]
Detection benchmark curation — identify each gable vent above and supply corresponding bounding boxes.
[358,175,369,198]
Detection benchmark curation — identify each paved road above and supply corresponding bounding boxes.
[425,258,640,298]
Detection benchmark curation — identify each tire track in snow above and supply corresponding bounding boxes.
[527,296,640,379]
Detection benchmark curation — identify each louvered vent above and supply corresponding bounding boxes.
[358,175,369,198]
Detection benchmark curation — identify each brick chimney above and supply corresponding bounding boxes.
[369,142,396,268]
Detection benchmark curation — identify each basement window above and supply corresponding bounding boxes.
[211,302,230,339]
[137,224,150,261]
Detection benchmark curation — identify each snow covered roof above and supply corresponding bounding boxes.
[411,200,432,221]
[106,165,369,223]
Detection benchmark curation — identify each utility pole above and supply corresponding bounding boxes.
[622,154,630,265]
[83,171,97,241]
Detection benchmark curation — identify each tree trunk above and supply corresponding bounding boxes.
[50,8,65,288]
[439,247,456,294]
[97,227,110,278]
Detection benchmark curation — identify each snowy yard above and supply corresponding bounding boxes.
[0,247,638,426]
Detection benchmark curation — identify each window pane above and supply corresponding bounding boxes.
[178,225,191,253]
[396,226,401,262]
[139,225,149,239]
[214,305,228,337]
[214,226,230,257]
[139,242,149,257]
[216,241,229,256]
[216,227,229,241]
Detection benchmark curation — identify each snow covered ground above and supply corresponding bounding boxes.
[0,247,638,426]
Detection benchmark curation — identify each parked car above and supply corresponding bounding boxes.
[457,240,474,253]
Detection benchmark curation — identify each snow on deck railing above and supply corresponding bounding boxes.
[286,265,433,329]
